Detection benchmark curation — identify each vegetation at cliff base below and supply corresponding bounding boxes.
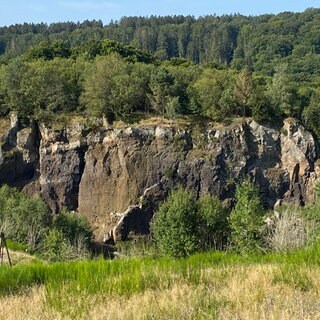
[229,179,265,253]
[152,188,229,257]
[1,159,320,320]
[152,180,320,258]
[0,185,92,261]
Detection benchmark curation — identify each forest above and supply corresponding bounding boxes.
[0,9,320,136]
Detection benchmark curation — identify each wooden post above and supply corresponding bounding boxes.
[0,232,12,267]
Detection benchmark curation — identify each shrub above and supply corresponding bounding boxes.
[41,228,90,262]
[0,185,93,261]
[41,229,69,262]
[52,208,93,247]
[40,208,93,261]
[197,195,229,250]
[152,189,231,257]
[152,188,200,258]
[0,185,50,250]
[230,180,265,253]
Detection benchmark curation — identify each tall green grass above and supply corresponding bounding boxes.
[1,241,319,314]
[6,239,29,252]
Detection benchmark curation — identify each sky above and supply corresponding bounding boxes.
[0,0,319,27]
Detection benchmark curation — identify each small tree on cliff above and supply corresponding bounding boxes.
[152,188,200,258]
[230,180,265,253]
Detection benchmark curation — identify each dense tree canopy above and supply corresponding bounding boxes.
[0,9,319,135]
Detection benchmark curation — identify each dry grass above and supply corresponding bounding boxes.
[266,209,309,252]
[2,263,320,320]
[3,249,38,266]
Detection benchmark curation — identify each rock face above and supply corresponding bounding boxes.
[0,115,319,242]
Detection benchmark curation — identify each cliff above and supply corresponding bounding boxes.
[0,114,319,242]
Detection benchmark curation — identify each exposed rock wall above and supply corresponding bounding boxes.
[0,115,319,241]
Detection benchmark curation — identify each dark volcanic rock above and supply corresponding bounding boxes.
[0,115,319,241]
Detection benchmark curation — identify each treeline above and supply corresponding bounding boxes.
[1,9,320,72]
[0,41,319,136]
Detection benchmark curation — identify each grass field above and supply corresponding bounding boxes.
[1,244,320,319]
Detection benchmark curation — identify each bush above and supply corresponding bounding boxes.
[40,208,93,261]
[0,185,93,261]
[41,229,69,261]
[41,228,90,262]
[230,180,265,253]
[266,209,308,252]
[152,188,200,258]
[197,195,229,250]
[152,189,230,257]
[52,208,93,247]
[0,185,50,250]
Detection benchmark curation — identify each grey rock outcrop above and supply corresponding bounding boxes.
[0,115,318,241]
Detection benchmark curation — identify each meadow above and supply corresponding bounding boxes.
[1,243,320,320]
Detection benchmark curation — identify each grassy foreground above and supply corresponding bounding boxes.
[1,245,320,320]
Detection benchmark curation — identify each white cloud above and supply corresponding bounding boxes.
[59,1,120,10]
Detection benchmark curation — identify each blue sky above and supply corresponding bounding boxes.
[0,0,319,27]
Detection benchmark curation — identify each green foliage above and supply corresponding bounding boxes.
[148,67,177,115]
[302,92,320,138]
[1,11,320,132]
[1,10,320,81]
[41,208,92,262]
[165,96,180,120]
[191,68,233,119]
[2,59,32,116]
[5,239,29,252]
[115,236,157,257]
[41,229,70,262]
[301,199,320,244]
[0,185,50,250]
[41,227,90,262]
[152,188,200,258]
[10,196,50,250]
[81,54,149,118]
[0,185,92,261]
[0,65,10,116]
[24,40,71,61]
[152,189,230,257]
[197,195,229,250]
[234,68,253,116]
[314,180,320,205]
[230,180,265,253]
[250,86,276,122]
[99,39,157,64]
[266,64,297,117]
[52,208,93,247]
[1,58,82,116]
